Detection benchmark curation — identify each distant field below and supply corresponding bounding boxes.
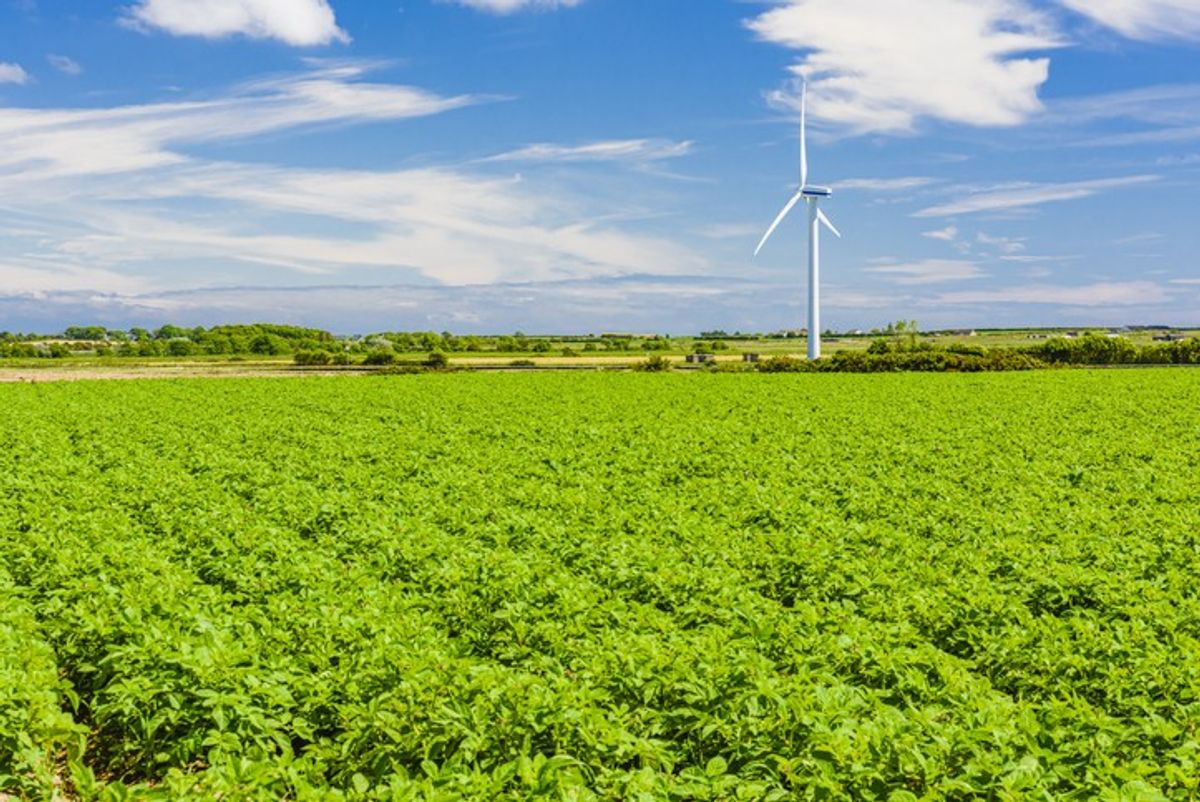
[2,330,1197,382]
[3,372,1199,799]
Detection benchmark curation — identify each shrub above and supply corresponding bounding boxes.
[757,349,1048,374]
[424,352,449,370]
[1029,334,1138,365]
[363,350,397,367]
[294,351,333,367]
[757,356,815,373]
[634,355,673,372]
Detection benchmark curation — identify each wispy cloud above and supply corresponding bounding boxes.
[0,62,30,85]
[747,0,1061,133]
[914,175,1158,217]
[936,281,1172,306]
[838,176,937,191]
[866,259,985,284]
[1058,0,1200,41]
[1114,232,1163,245]
[923,225,959,242]
[0,62,477,180]
[122,0,350,46]
[47,54,82,76]
[485,139,694,163]
[698,223,765,240]
[977,232,1026,253]
[449,0,584,13]
[1156,153,1200,166]
[0,63,706,293]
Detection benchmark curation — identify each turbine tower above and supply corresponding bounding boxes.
[754,83,841,360]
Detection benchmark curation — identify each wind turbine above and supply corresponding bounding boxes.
[754,83,841,360]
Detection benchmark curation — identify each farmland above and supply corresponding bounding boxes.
[2,371,1200,800]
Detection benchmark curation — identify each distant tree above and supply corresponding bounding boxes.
[166,339,197,357]
[64,326,108,341]
[155,325,189,341]
[249,334,290,356]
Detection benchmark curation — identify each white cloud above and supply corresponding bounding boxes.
[923,226,959,242]
[0,63,706,293]
[1113,232,1163,245]
[1156,154,1200,166]
[0,62,30,85]
[936,282,1171,307]
[937,281,1173,306]
[838,176,936,191]
[47,54,82,76]
[977,232,1026,253]
[486,139,694,163]
[914,175,1158,217]
[1059,0,1200,41]
[866,259,985,284]
[451,0,583,13]
[123,0,349,46]
[698,223,765,240]
[0,63,475,180]
[747,0,1061,133]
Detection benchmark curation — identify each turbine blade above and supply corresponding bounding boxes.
[817,208,842,239]
[754,191,805,256]
[800,82,809,189]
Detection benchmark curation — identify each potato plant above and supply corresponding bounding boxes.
[1,371,1198,800]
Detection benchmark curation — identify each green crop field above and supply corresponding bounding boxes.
[2,371,1199,800]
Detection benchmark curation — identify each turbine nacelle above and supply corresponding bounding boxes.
[801,186,832,198]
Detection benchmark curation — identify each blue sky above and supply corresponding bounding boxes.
[1,0,1198,334]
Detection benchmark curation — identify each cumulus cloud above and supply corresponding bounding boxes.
[0,62,30,84]
[747,0,1061,133]
[123,0,349,46]
[1058,0,1200,41]
[451,0,583,13]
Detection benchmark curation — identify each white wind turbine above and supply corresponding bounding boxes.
[754,83,841,360]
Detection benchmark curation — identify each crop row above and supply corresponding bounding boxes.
[1,372,1198,799]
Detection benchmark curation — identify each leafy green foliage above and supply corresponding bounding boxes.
[1,372,1199,799]
[294,350,334,367]
[758,350,1046,373]
[1028,334,1200,366]
[634,355,674,372]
